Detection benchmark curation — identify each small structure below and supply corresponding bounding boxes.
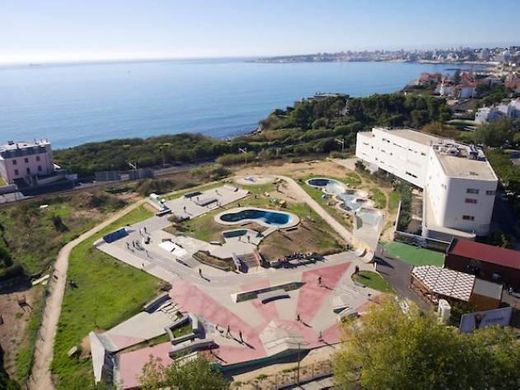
[411,265,502,311]
[445,239,520,288]
[259,320,308,358]
[103,228,128,244]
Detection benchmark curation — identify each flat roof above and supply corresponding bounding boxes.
[435,153,497,181]
[0,140,49,151]
[374,128,441,146]
[448,238,520,271]
[412,265,475,302]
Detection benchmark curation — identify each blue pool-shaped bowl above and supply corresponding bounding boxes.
[216,207,298,228]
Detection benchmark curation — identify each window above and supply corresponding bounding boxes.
[486,190,496,196]
[26,167,30,175]
[12,159,17,165]
[421,152,426,156]
[466,188,479,194]
[36,156,41,162]
[465,198,478,204]
[462,215,475,221]
[24,157,29,163]
[38,165,42,172]
[14,169,19,176]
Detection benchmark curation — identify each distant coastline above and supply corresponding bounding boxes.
[0,60,475,148]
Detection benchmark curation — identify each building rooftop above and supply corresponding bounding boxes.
[0,140,50,159]
[448,238,520,271]
[412,265,475,302]
[435,153,497,181]
[375,128,441,146]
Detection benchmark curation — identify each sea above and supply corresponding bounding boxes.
[0,58,476,149]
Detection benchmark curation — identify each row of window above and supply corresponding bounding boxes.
[466,188,495,196]
[13,166,43,176]
[11,155,41,165]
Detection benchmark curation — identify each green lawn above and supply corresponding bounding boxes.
[370,188,387,209]
[380,241,444,266]
[352,271,392,293]
[388,192,400,211]
[52,205,162,389]
[344,172,362,187]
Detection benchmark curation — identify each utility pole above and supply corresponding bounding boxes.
[296,342,301,385]
[239,147,248,164]
[335,138,345,153]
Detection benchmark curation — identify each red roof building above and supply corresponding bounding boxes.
[445,239,520,288]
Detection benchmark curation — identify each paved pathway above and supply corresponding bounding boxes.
[276,175,353,244]
[28,200,146,390]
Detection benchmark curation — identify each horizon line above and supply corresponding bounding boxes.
[1,41,519,67]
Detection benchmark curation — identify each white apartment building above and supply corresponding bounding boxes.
[0,140,55,185]
[356,128,498,241]
[474,98,520,124]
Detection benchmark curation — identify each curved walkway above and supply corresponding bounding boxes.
[276,175,353,243]
[28,200,146,390]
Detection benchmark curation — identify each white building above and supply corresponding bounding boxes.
[356,128,498,240]
[0,140,55,185]
[475,98,520,124]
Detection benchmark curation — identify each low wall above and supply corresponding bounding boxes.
[393,230,450,252]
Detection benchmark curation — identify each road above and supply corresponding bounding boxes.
[28,200,146,390]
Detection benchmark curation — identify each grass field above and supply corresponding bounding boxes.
[380,241,444,266]
[52,205,162,389]
[388,192,400,211]
[370,188,387,209]
[352,271,392,293]
[344,172,362,187]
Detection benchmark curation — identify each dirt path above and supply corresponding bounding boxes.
[28,199,145,390]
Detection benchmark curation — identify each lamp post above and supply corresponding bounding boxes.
[239,147,248,164]
[296,342,301,385]
[335,138,345,153]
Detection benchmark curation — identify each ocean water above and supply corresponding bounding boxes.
[0,59,472,149]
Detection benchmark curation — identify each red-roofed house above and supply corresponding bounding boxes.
[445,239,520,288]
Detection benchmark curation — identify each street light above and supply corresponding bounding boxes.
[239,147,248,164]
[335,138,345,153]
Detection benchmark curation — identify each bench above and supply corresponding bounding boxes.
[257,288,290,304]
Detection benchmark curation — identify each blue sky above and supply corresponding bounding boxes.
[1,0,519,63]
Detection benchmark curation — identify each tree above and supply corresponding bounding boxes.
[140,356,229,390]
[473,119,514,147]
[333,298,520,389]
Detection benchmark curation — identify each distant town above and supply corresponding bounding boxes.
[253,46,520,66]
